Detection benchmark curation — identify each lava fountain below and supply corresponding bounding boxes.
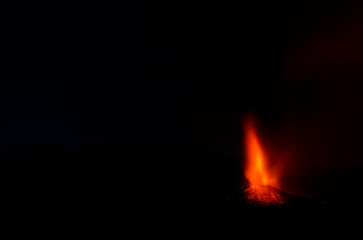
[243,117,285,206]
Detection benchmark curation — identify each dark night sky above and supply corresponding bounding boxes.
[0,3,247,154]
[3,1,363,216]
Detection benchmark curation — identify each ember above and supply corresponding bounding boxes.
[244,183,285,206]
[243,117,284,206]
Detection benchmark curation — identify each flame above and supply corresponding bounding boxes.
[243,117,284,206]
[244,118,274,186]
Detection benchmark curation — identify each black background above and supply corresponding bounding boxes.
[3,1,363,218]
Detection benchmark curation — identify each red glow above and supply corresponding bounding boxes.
[243,117,284,206]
